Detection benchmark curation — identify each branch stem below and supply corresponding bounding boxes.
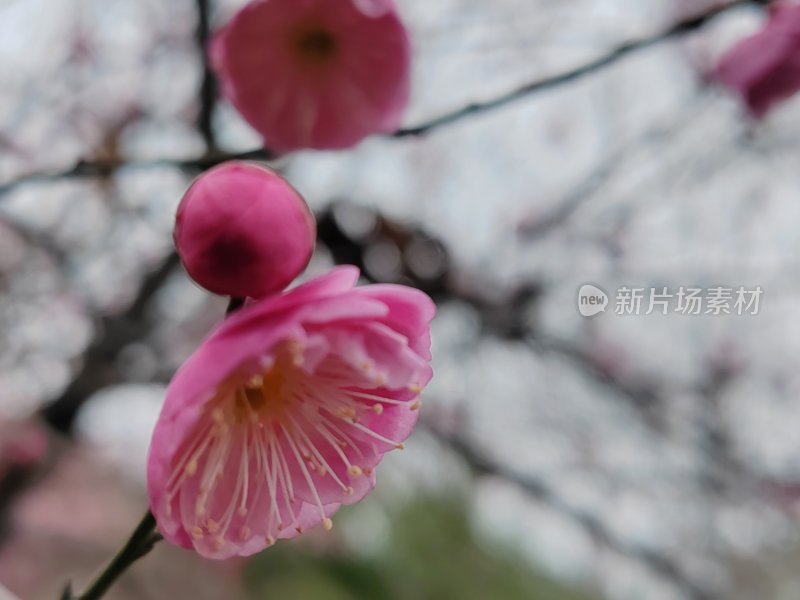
[74,511,161,600]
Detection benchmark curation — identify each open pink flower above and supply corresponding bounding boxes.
[147,266,433,558]
[175,162,316,299]
[210,0,411,151]
[714,2,800,118]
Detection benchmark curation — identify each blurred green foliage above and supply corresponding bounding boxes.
[243,497,599,600]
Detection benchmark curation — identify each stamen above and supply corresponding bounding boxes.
[289,341,305,366]
[255,429,281,532]
[280,423,329,525]
[272,433,296,501]
[346,390,409,405]
[214,434,250,540]
[310,418,362,473]
[167,421,215,490]
[270,434,298,527]
[335,405,358,420]
[197,434,232,506]
[316,413,367,460]
[237,415,254,517]
[288,413,349,493]
[349,421,405,449]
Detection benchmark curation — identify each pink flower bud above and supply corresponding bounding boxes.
[175,162,316,299]
[714,2,800,118]
[210,0,411,151]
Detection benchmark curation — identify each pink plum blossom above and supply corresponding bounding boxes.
[174,162,316,299]
[147,266,434,558]
[0,419,48,476]
[714,2,800,118]
[210,0,411,151]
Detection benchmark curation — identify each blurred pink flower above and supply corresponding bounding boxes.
[210,0,411,151]
[174,162,316,299]
[714,2,800,118]
[147,266,433,558]
[0,419,48,472]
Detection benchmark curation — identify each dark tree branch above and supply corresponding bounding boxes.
[70,511,160,600]
[0,0,762,197]
[39,252,181,434]
[195,0,217,150]
[517,95,709,240]
[432,428,715,600]
[393,0,766,137]
[0,148,276,198]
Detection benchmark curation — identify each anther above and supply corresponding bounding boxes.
[372,404,383,414]
[410,400,421,411]
[185,460,198,476]
[206,519,220,533]
[336,406,358,420]
[191,526,204,540]
[323,518,333,531]
[348,465,363,477]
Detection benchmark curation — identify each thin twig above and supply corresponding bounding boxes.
[195,0,217,150]
[71,511,161,600]
[393,0,766,137]
[0,148,276,197]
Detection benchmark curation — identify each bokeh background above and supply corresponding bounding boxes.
[2,0,800,599]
